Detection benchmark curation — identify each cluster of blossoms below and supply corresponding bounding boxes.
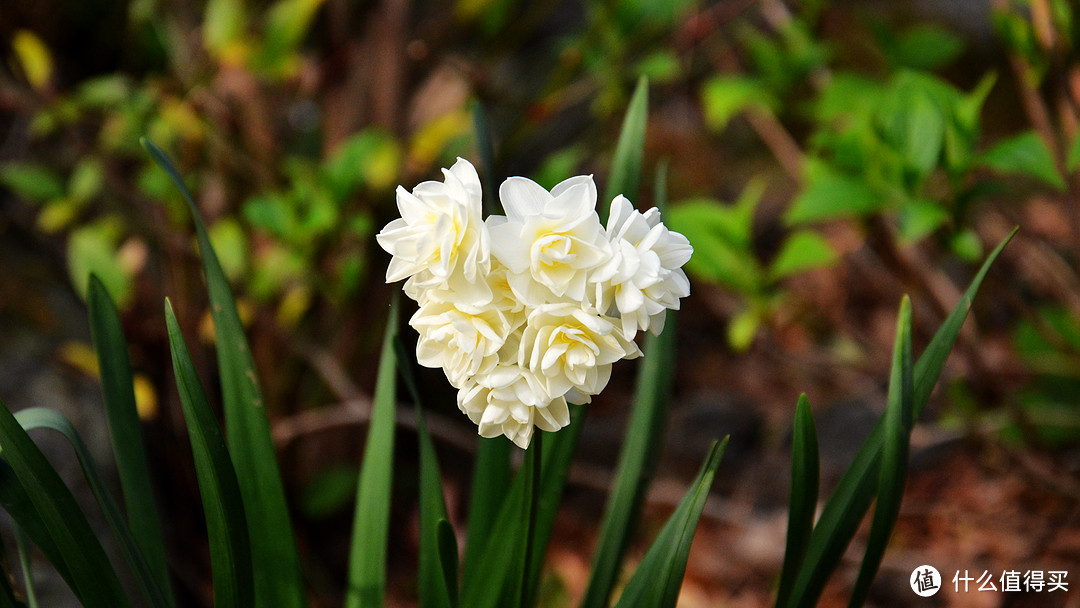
[377,159,692,448]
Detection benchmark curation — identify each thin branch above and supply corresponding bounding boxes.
[271,398,478,453]
[745,109,805,183]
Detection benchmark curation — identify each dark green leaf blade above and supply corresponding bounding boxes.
[775,394,819,608]
[13,523,35,608]
[436,519,459,604]
[471,99,501,217]
[13,408,173,608]
[580,310,678,608]
[164,300,254,608]
[601,76,649,224]
[391,335,459,608]
[612,437,728,608]
[786,229,1015,608]
[142,138,305,608]
[88,275,174,604]
[515,434,542,608]
[0,461,71,588]
[525,405,585,606]
[463,435,512,580]
[460,465,526,608]
[0,399,130,608]
[461,405,585,608]
[417,407,455,608]
[345,302,399,608]
[912,228,1016,417]
[846,297,913,608]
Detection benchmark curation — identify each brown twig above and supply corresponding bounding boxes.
[285,334,366,403]
[745,109,805,184]
[271,398,479,453]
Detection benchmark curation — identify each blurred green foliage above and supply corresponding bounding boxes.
[2,0,1080,479]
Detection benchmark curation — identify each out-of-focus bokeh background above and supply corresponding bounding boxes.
[2,0,1080,606]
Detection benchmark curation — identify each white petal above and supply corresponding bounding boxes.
[606,195,633,234]
[448,157,482,201]
[549,176,597,219]
[489,221,530,272]
[499,177,550,222]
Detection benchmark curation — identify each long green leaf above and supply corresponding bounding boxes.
[785,229,1015,608]
[580,311,678,608]
[0,399,130,608]
[345,301,399,608]
[460,463,525,608]
[846,297,913,608]
[87,274,174,604]
[143,138,305,608]
[2,526,27,608]
[463,436,512,580]
[515,434,542,608]
[471,99,501,217]
[461,405,585,608]
[395,335,460,608]
[774,394,819,608]
[164,300,254,608]
[601,76,649,224]
[612,437,728,608]
[414,395,456,608]
[14,523,37,608]
[436,519,459,603]
[0,462,70,588]
[525,404,585,606]
[12,408,172,608]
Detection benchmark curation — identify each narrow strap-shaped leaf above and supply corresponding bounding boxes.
[846,297,913,608]
[0,462,70,587]
[143,138,305,608]
[612,437,728,608]
[395,334,459,608]
[600,76,649,224]
[164,300,254,608]
[579,311,678,608]
[525,403,586,606]
[911,228,1016,417]
[775,394,819,608]
[87,275,174,605]
[4,525,28,608]
[471,99,501,217]
[463,435,512,580]
[415,402,456,608]
[785,229,1015,608]
[436,519,459,605]
[12,408,172,608]
[460,468,524,608]
[515,433,541,608]
[0,399,130,608]
[462,405,585,608]
[345,301,398,608]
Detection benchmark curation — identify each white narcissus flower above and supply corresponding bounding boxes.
[596,195,693,339]
[518,303,641,399]
[376,158,489,294]
[488,175,611,308]
[410,297,511,388]
[379,159,692,449]
[458,367,570,449]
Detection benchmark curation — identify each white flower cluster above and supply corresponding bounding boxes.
[377,158,692,448]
